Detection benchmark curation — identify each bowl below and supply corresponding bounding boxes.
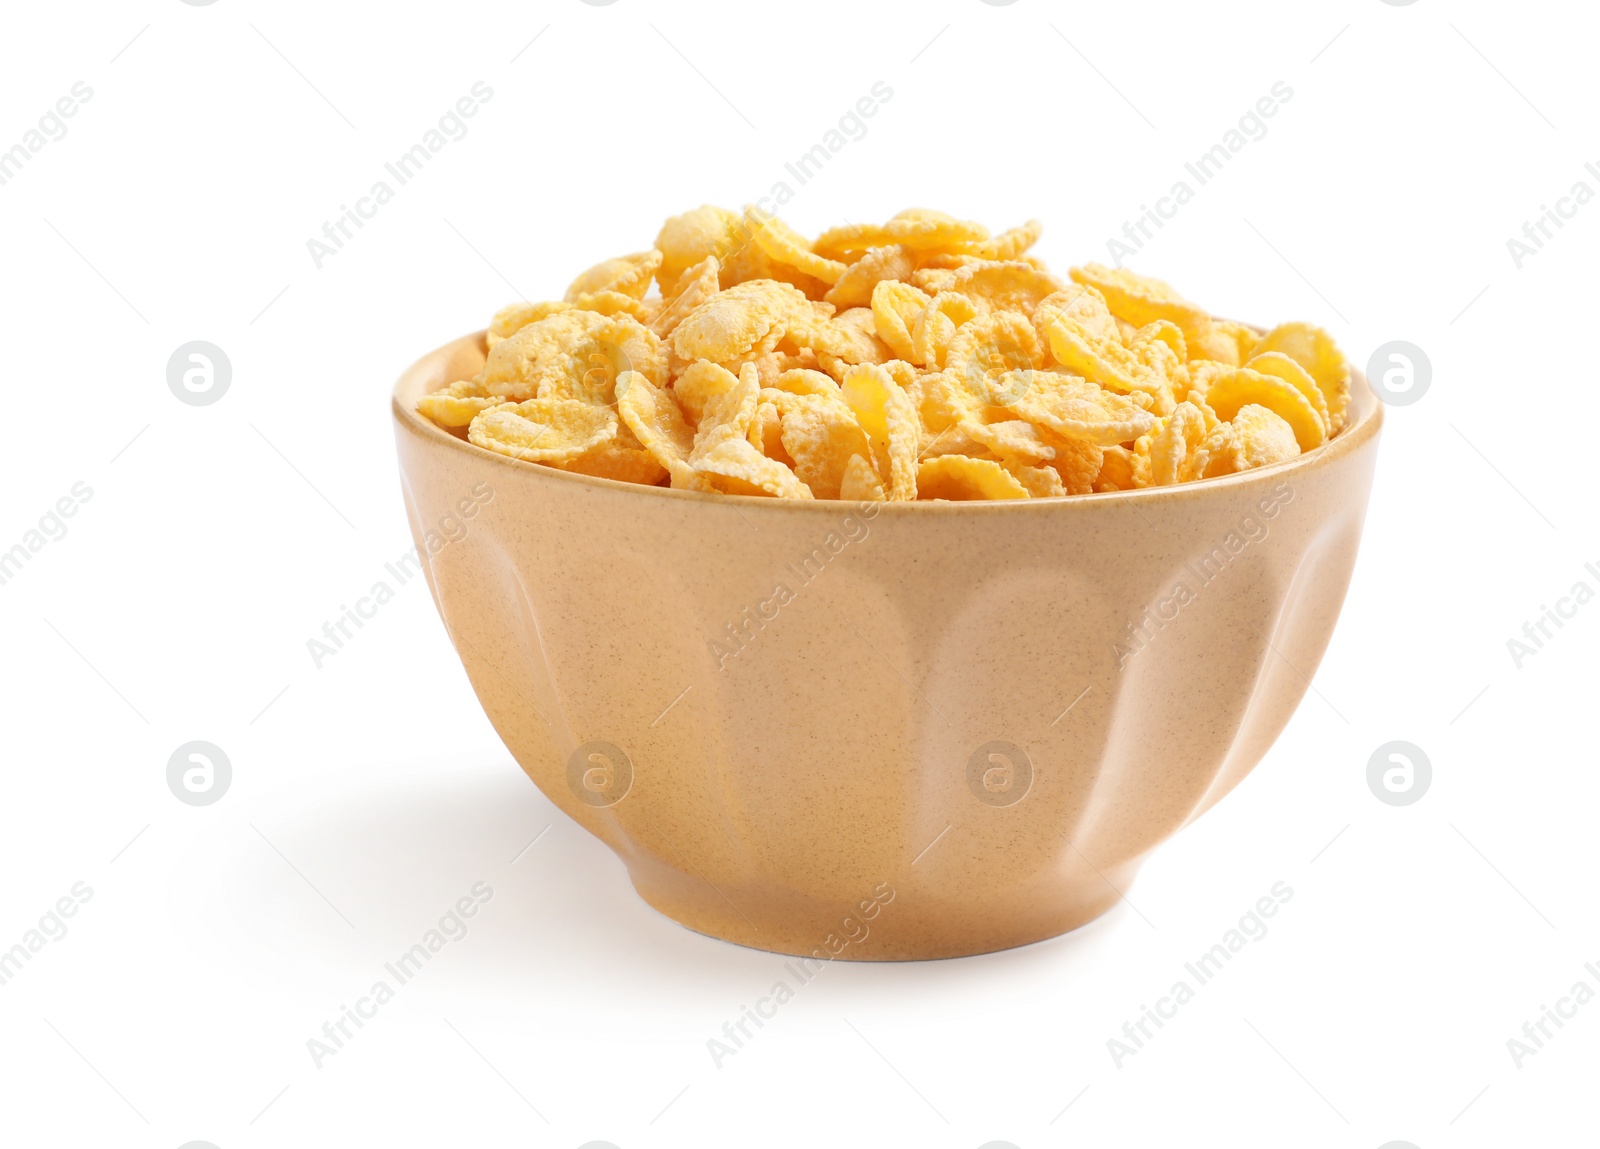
[393,331,1383,960]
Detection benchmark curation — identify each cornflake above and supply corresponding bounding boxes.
[417,206,1354,499]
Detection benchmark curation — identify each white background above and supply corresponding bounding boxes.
[1,1,1595,1146]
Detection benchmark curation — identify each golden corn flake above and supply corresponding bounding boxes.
[616,371,712,491]
[468,398,617,463]
[947,261,1063,317]
[813,212,989,260]
[696,437,814,498]
[824,245,915,308]
[655,205,745,296]
[417,378,499,429]
[1245,350,1330,434]
[839,453,886,502]
[1002,458,1067,498]
[993,370,1156,446]
[870,279,933,362]
[488,300,572,348]
[1250,321,1351,434]
[421,205,1352,499]
[917,455,1029,500]
[746,207,849,285]
[775,392,873,499]
[564,251,662,303]
[972,219,1043,262]
[672,279,810,364]
[912,292,982,369]
[1203,366,1326,453]
[841,363,919,501]
[963,418,1055,464]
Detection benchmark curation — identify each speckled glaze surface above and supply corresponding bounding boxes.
[393,331,1383,960]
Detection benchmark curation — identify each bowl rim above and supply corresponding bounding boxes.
[392,329,1383,514]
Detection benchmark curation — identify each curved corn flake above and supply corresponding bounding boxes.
[917,455,1029,500]
[1246,350,1330,434]
[947,260,1063,317]
[1140,401,1209,486]
[649,255,720,339]
[912,291,981,369]
[655,205,745,296]
[963,418,1055,463]
[1037,306,1147,395]
[1093,444,1136,492]
[993,370,1156,446]
[1231,403,1302,469]
[616,371,712,491]
[1034,286,1120,347]
[1250,322,1350,434]
[841,363,919,501]
[839,453,886,502]
[1186,359,1233,395]
[1214,320,1260,364]
[695,437,813,499]
[1002,458,1066,498]
[824,245,915,308]
[1130,319,1187,363]
[917,420,991,460]
[418,378,498,428]
[483,310,665,402]
[1190,319,1257,367]
[671,279,811,364]
[813,214,989,260]
[870,279,933,362]
[750,398,786,458]
[488,300,572,348]
[972,219,1043,261]
[691,365,761,462]
[909,267,961,294]
[1068,262,1211,343]
[553,409,668,484]
[914,369,984,434]
[564,250,662,303]
[745,206,849,284]
[774,392,873,499]
[570,290,653,320]
[673,360,739,426]
[1204,366,1326,452]
[718,238,832,298]
[468,398,617,463]
[796,306,889,366]
[771,368,843,399]
[946,311,1044,405]
[1042,431,1103,495]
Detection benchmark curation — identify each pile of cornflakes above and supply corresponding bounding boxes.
[418,206,1350,500]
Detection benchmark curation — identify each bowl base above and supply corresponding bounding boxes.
[626,861,1134,962]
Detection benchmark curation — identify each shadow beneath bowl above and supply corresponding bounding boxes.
[213,756,1140,1012]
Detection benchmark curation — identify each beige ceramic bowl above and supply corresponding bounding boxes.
[393,331,1382,960]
